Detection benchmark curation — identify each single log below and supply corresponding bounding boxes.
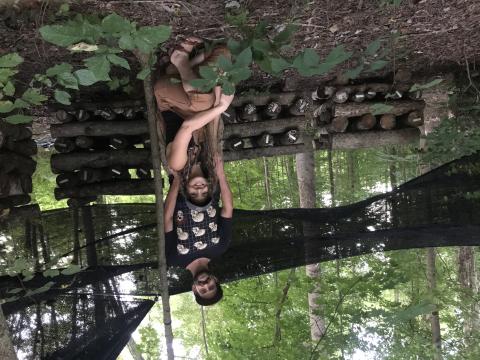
[231,91,297,107]
[136,166,152,179]
[79,168,111,183]
[256,132,274,147]
[54,179,155,200]
[55,109,74,123]
[330,128,420,149]
[313,86,335,100]
[50,120,148,138]
[352,92,366,102]
[124,108,136,119]
[379,114,396,130]
[402,111,424,127]
[224,116,307,139]
[56,172,81,188]
[0,174,25,197]
[94,109,116,120]
[2,138,37,156]
[327,117,349,133]
[224,143,308,161]
[50,149,151,173]
[263,102,282,119]
[109,166,131,179]
[0,151,36,175]
[335,83,411,94]
[334,100,425,118]
[385,90,403,100]
[289,98,310,115]
[240,103,258,122]
[0,121,32,141]
[279,129,300,145]
[109,136,130,150]
[227,137,245,150]
[54,137,76,153]
[67,197,98,208]
[355,114,377,130]
[75,135,108,149]
[0,194,30,209]
[75,109,91,122]
[365,90,377,100]
[222,107,237,124]
[333,89,350,104]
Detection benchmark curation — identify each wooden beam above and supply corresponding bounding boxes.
[232,91,298,107]
[50,149,151,173]
[50,120,148,138]
[54,179,155,200]
[223,116,307,138]
[334,100,425,118]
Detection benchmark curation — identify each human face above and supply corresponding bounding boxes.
[187,176,209,203]
[192,272,217,299]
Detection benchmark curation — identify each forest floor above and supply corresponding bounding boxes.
[1,0,479,138]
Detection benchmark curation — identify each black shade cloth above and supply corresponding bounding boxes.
[1,153,480,359]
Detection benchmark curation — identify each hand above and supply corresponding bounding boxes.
[218,92,235,110]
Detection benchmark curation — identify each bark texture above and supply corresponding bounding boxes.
[0,307,17,360]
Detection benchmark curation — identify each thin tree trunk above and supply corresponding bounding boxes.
[327,148,335,207]
[0,307,17,360]
[457,246,479,339]
[273,268,296,345]
[201,306,209,356]
[127,338,145,360]
[136,52,174,360]
[426,248,442,359]
[296,151,325,341]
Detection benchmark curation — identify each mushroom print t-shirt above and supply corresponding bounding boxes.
[165,195,232,268]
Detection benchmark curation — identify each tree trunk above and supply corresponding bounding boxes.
[296,151,325,341]
[426,247,442,359]
[457,246,479,338]
[0,307,17,360]
[127,338,145,360]
[263,157,272,209]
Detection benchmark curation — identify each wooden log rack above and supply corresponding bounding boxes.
[49,81,424,204]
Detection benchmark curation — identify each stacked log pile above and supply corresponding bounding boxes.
[50,82,425,203]
[0,120,37,212]
[50,102,154,204]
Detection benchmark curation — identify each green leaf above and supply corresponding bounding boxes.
[56,3,70,15]
[0,68,18,83]
[85,55,111,81]
[74,69,98,86]
[0,53,23,68]
[270,57,291,73]
[40,25,85,47]
[394,302,437,322]
[134,25,171,54]
[235,47,252,68]
[26,281,55,296]
[222,81,235,95]
[226,39,242,55]
[46,63,73,77]
[410,79,443,92]
[252,39,270,55]
[7,288,23,294]
[137,67,151,80]
[57,72,79,90]
[107,77,121,90]
[22,88,48,105]
[190,78,215,93]
[365,38,382,56]
[54,90,71,105]
[316,45,352,75]
[101,13,132,35]
[13,98,29,109]
[5,114,33,124]
[256,57,273,74]
[369,60,389,71]
[199,66,218,81]
[119,34,135,50]
[228,67,251,84]
[216,55,233,72]
[12,258,28,272]
[107,54,130,70]
[119,76,130,85]
[0,100,15,113]
[3,81,15,96]
[254,20,268,38]
[344,64,364,80]
[303,49,320,67]
[61,264,82,275]
[273,24,298,46]
[370,103,394,115]
[43,268,60,278]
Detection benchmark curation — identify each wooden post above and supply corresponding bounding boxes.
[402,111,424,127]
[327,117,349,133]
[56,173,80,188]
[379,114,396,130]
[257,133,275,147]
[54,137,76,153]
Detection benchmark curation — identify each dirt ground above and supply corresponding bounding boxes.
[1,0,479,138]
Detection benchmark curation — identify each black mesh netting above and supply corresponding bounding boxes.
[1,153,480,359]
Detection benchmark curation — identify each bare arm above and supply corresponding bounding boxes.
[164,175,181,232]
[215,155,233,218]
[167,93,234,171]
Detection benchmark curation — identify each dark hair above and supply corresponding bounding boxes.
[194,281,223,306]
[180,128,218,201]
